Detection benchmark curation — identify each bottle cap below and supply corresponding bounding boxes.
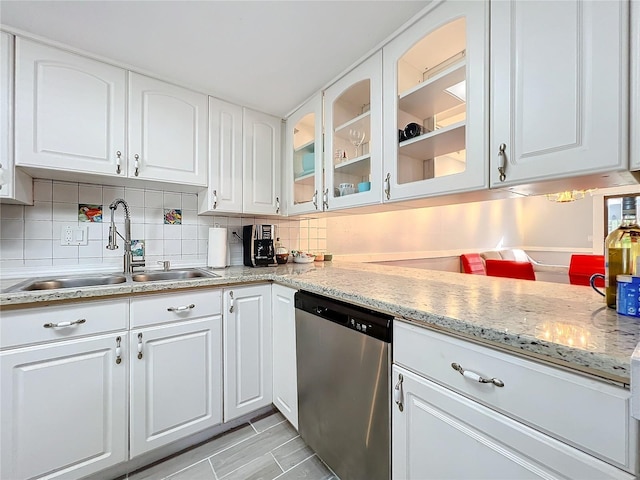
[622,197,636,215]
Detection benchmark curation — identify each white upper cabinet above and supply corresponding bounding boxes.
[284,93,323,215]
[382,1,488,202]
[199,97,244,213]
[128,73,207,187]
[243,108,282,215]
[324,51,383,211]
[15,38,207,189]
[0,32,32,205]
[490,0,630,189]
[15,38,127,177]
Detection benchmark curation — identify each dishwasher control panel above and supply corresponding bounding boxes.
[295,290,393,343]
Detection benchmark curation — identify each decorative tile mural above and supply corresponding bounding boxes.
[78,204,102,222]
[164,209,182,225]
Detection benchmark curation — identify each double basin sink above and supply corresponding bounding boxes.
[6,268,219,292]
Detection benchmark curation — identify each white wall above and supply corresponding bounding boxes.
[326,197,524,262]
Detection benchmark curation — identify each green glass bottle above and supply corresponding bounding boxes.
[604,197,640,308]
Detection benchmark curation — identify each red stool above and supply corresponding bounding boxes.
[460,253,486,275]
[485,259,536,281]
[569,254,604,287]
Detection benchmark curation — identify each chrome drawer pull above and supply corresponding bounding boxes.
[451,362,504,387]
[167,304,195,312]
[394,373,404,412]
[43,318,86,328]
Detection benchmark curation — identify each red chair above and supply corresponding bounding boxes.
[568,254,604,287]
[460,253,486,275]
[485,259,536,281]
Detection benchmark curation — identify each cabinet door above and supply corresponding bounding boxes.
[199,97,244,214]
[490,1,629,188]
[383,1,488,202]
[392,366,634,480]
[284,93,323,216]
[128,73,208,187]
[243,108,282,215]
[271,284,298,429]
[130,316,222,457]
[1,333,127,480]
[1,32,33,205]
[324,51,383,211]
[14,38,127,176]
[224,285,273,421]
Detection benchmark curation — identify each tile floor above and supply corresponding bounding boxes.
[128,410,338,480]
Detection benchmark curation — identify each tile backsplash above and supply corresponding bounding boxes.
[0,180,327,276]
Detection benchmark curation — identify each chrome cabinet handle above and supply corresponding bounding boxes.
[212,189,218,210]
[394,373,404,412]
[385,173,391,200]
[275,197,280,214]
[115,336,122,364]
[229,291,234,313]
[167,303,195,312]
[43,318,86,328]
[451,362,504,387]
[137,333,143,359]
[312,190,318,210]
[116,151,122,174]
[497,143,507,182]
[323,188,329,210]
[134,154,140,177]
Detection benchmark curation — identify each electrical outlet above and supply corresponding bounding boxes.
[60,225,89,246]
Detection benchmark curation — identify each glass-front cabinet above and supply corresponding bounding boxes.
[324,51,383,211]
[284,93,323,215]
[382,1,488,202]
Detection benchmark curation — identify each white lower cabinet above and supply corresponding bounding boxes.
[1,332,128,480]
[393,321,638,480]
[271,284,298,429]
[392,365,633,480]
[130,316,222,457]
[223,284,273,421]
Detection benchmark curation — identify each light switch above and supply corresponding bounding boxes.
[60,225,89,246]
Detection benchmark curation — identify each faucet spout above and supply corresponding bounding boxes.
[106,198,144,274]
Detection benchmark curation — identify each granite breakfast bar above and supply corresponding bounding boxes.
[2,261,639,384]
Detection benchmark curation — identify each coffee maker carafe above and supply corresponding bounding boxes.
[243,224,277,267]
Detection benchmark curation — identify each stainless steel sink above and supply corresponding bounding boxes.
[19,275,128,291]
[131,269,217,282]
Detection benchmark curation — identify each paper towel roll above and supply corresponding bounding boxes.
[207,227,228,268]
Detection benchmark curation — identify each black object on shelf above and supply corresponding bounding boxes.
[398,129,407,143]
[404,123,424,140]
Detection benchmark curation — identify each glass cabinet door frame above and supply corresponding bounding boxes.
[382,0,489,203]
[324,51,383,211]
[284,93,323,216]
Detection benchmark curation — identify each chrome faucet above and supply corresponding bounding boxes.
[106,198,146,274]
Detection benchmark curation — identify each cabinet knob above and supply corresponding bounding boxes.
[115,336,122,365]
[497,143,507,182]
[212,189,218,210]
[116,151,122,175]
[312,190,318,210]
[137,332,143,360]
[385,173,391,200]
[275,197,280,214]
[134,154,140,177]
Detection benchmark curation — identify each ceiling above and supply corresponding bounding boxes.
[0,1,430,118]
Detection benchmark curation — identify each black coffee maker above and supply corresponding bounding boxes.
[243,224,277,267]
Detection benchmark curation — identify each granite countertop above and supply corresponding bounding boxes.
[2,262,639,384]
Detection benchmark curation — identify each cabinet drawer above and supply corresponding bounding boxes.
[394,321,638,473]
[1,299,129,349]
[130,288,221,328]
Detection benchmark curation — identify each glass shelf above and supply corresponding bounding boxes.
[294,139,315,153]
[334,111,371,137]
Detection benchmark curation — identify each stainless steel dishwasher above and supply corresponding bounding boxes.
[295,290,393,480]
